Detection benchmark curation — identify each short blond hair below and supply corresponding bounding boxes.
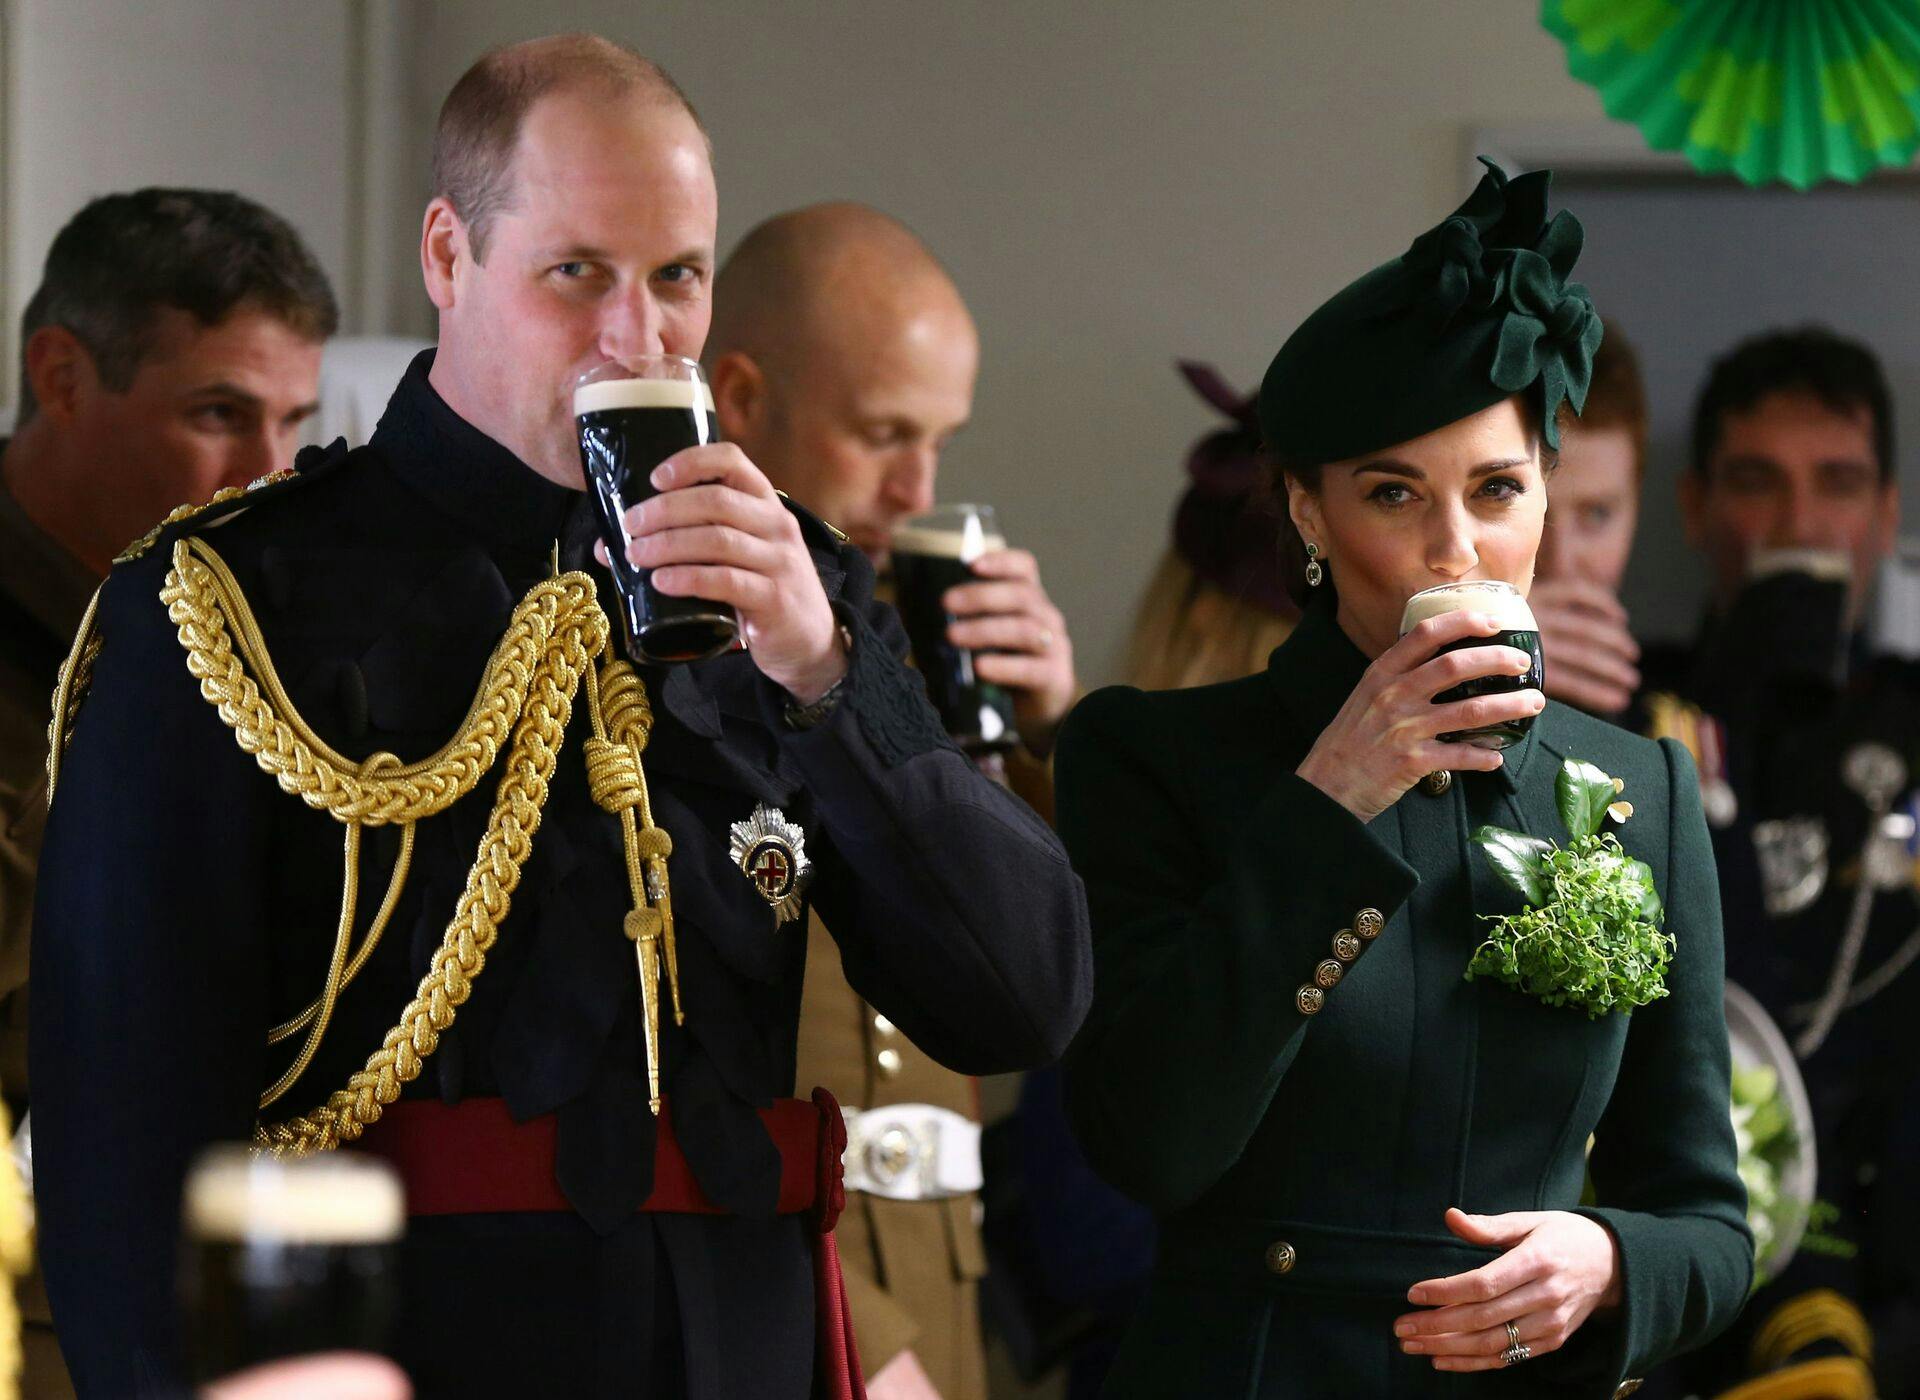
[430,33,706,262]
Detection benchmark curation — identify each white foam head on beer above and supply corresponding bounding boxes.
[185,1145,404,1245]
[1747,546,1851,584]
[572,376,715,418]
[890,516,1006,564]
[1398,580,1536,636]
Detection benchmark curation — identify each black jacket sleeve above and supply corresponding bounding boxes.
[31,558,272,1396]
[764,545,1091,1076]
[1056,686,1418,1212]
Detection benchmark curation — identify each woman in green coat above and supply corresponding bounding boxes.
[1057,163,1750,1398]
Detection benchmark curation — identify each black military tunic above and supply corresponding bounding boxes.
[1637,605,1920,1396]
[29,352,1092,1397]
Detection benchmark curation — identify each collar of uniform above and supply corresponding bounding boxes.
[0,442,99,643]
[368,349,579,559]
[1267,590,1536,793]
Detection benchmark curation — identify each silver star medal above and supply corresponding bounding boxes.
[1753,816,1829,917]
[730,804,812,926]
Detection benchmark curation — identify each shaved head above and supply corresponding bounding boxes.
[709,203,964,370]
[707,203,978,564]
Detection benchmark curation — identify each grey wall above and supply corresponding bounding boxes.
[21,0,1784,684]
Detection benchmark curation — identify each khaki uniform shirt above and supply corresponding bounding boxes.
[0,459,93,1399]
[793,679,1053,1400]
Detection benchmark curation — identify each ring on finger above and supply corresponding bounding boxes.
[1500,1319,1531,1367]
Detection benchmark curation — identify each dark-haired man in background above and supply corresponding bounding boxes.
[0,187,335,1396]
[1637,327,1920,1398]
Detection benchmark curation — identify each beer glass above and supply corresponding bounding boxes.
[182,1146,404,1381]
[1743,546,1851,688]
[575,357,738,663]
[1399,580,1544,751]
[892,504,1021,753]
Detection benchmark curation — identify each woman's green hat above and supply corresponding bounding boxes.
[1258,158,1603,466]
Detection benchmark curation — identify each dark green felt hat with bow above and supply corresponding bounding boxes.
[1258,158,1603,465]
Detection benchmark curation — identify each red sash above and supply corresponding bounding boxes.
[357,1088,865,1400]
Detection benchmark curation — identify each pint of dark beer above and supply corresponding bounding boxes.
[892,504,1021,753]
[182,1146,404,1381]
[1399,580,1544,751]
[575,357,738,664]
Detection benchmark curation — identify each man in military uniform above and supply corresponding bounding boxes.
[1637,327,1920,1397]
[30,35,1090,1398]
[706,203,1080,1400]
[0,188,335,1397]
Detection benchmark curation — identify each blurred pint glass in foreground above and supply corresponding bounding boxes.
[182,1146,403,1381]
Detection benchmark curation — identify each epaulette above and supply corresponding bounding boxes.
[112,436,354,567]
[774,489,851,555]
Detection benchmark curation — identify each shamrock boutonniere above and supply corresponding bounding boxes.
[1466,758,1673,1018]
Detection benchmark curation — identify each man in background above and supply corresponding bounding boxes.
[1533,320,1646,719]
[0,187,334,1396]
[1638,327,1919,1399]
[706,202,1079,1400]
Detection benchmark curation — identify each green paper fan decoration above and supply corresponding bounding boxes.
[1543,0,1920,188]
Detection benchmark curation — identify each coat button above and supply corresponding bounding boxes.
[1314,958,1344,989]
[872,1013,897,1037]
[1295,985,1325,1016]
[1332,930,1362,962]
[1421,770,1452,796]
[1264,1240,1296,1274]
[1354,908,1384,940]
[876,1048,903,1078]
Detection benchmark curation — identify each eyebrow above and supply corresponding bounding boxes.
[533,243,712,268]
[188,383,321,420]
[1352,457,1532,480]
[535,242,613,263]
[1716,453,1877,473]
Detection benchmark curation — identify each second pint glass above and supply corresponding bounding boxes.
[892,504,1021,753]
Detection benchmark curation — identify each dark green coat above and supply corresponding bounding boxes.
[1057,597,1751,1398]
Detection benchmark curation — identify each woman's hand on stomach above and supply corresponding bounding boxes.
[1391,1206,1623,1372]
[1294,611,1544,822]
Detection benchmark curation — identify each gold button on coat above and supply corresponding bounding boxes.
[1264,1240,1296,1274]
[1354,908,1384,940]
[871,1012,896,1036]
[876,1047,903,1077]
[1295,985,1325,1016]
[1332,930,1362,962]
[1314,959,1344,989]
[1421,770,1452,796]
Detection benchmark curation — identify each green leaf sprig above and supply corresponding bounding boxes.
[1466,759,1673,1018]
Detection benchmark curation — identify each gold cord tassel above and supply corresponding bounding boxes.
[153,533,684,1152]
[160,536,615,1155]
[583,658,681,1114]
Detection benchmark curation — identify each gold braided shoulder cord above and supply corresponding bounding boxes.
[45,586,103,807]
[46,471,297,805]
[154,534,682,1156]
